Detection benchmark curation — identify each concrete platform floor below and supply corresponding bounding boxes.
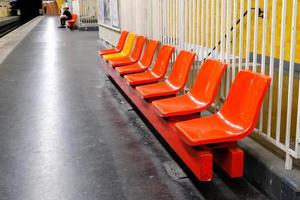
[0,16,268,200]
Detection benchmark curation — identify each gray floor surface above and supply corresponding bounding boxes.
[0,17,268,200]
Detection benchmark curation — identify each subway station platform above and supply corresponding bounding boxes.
[0,17,268,200]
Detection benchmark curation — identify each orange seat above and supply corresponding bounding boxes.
[115,40,159,75]
[98,31,129,56]
[175,70,271,146]
[135,50,195,99]
[152,59,227,117]
[124,45,174,86]
[109,35,146,67]
[66,14,77,30]
[103,33,136,61]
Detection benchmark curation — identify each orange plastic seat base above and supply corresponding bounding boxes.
[136,82,180,99]
[104,54,127,62]
[152,94,208,117]
[109,57,135,67]
[115,63,146,75]
[98,48,120,56]
[124,71,161,86]
[175,115,247,146]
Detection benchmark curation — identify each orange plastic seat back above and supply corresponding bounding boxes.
[167,51,195,88]
[190,59,227,103]
[151,45,175,77]
[116,31,129,51]
[121,32,136,56]
[139,40,160,67]
[219,70,271,133]
[130,35,147,60]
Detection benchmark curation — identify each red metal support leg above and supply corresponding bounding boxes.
[213,147,244,178]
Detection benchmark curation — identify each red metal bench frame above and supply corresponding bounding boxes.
[99,58,246,181]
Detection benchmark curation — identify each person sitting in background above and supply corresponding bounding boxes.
[58,7,72,28]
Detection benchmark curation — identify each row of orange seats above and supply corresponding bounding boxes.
[98,31,271,146]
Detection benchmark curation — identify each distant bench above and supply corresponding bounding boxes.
[66,14,77,30]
